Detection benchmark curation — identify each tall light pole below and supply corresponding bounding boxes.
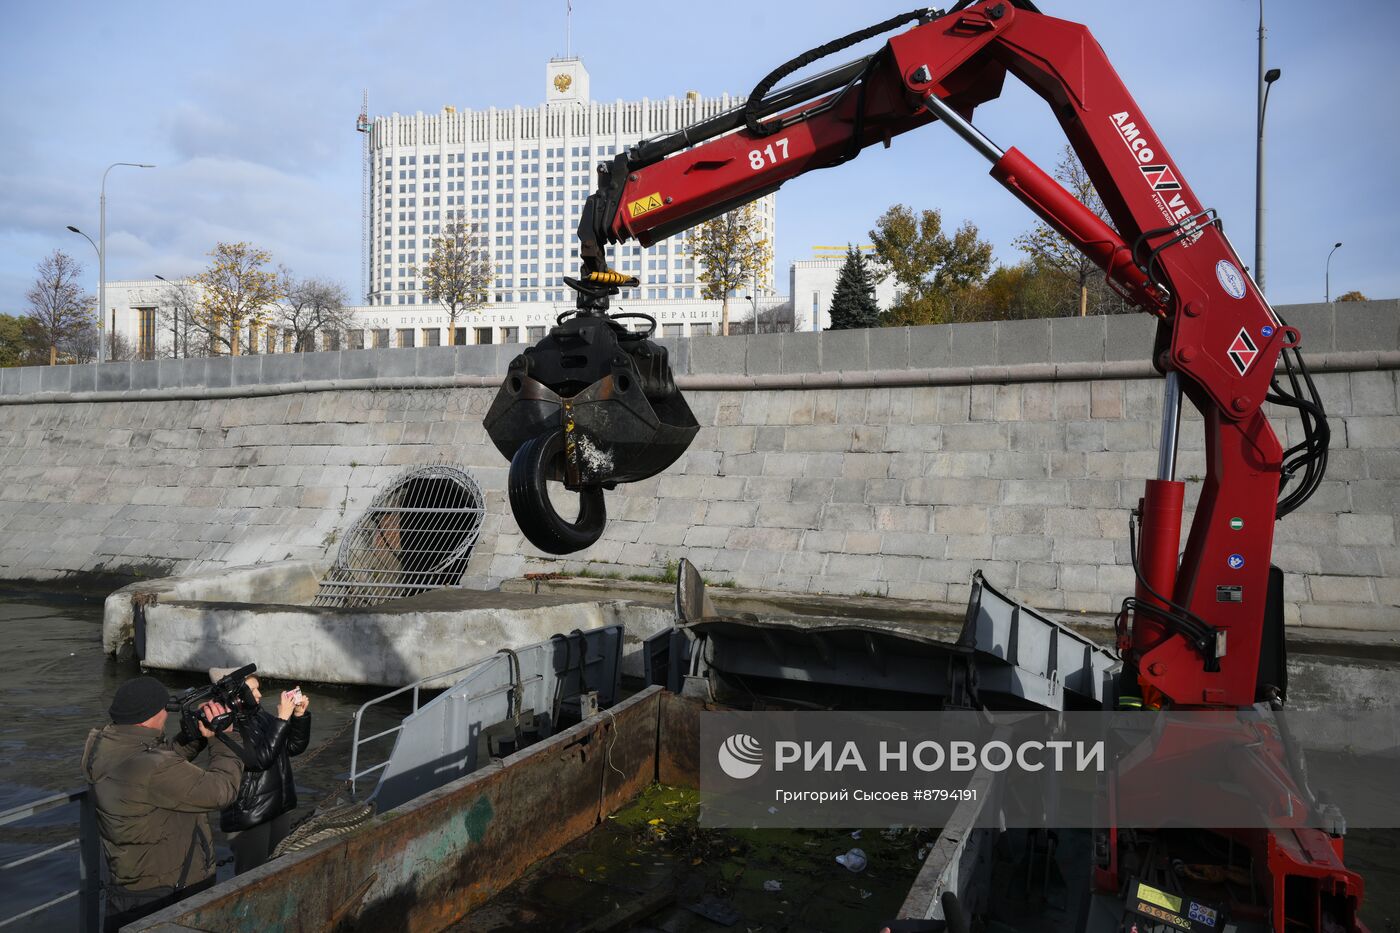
[1325,242,1343,303]
[154,274,178,358]
[97,162,156,362]
[66,225,98,262]
[65,225,100,364]
[1254,0,1281,295]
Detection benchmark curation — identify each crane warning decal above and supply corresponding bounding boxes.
[627,192,665,219]
[1227,328,1258,375]
[1140,164,1181,191]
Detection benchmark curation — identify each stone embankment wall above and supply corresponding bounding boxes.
[1,301,1397,629]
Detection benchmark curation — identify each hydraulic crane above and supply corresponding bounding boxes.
[484,2,1357,929]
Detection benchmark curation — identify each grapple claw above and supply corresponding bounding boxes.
[484,304,697,555]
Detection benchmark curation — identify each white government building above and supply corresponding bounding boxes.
[103,58,786,356]
[366,57,775,310]
[102,59,913,356]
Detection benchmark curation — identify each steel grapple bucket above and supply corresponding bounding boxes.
[484,309,697,554]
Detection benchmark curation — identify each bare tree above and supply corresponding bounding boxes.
[60,322,134,363]
[1012,145,1118,317]
[155,279,202,358]
[274,272,354,351]
[417,221,491,342]
[730,299,796,335]
[24,250,94,365]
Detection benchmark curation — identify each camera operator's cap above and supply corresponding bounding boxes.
[208,666,245,683]
[109,676,170,725]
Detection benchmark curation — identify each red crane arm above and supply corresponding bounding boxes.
[578,0,1302,711]
[571,6,1355,924]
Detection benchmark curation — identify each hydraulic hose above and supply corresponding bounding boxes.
[743,8,932,138]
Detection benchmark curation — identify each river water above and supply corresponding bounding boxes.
[0,591,413,931]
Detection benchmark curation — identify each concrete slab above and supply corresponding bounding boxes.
[780,332,820,373]
[821,329,870,372]
[204,357,232,388]
[104,560,673,686]
[688,335,746,375]
[138,595,670,687]
[95,362,130,392]
[69,364,96,393]
[130,360,159,390]
[868,326,911,371]
[997,319,1051,365]
[39,365,72,392]
[260,352,303,385]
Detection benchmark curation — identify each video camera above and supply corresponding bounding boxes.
[166,663,258,735]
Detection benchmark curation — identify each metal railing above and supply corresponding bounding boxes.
[347,627,624,804]
[313,464,486,609]
[0,787,101,931]
[348,658,485,796]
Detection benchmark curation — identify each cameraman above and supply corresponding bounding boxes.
[82,675,244,932]
[208,668,312,873]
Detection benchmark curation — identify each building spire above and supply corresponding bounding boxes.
[565,0,572,58]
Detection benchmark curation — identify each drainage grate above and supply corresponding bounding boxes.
[313,464,486,609]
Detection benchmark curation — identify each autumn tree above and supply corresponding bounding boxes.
[274,271,354,351]
[0,313,31,367]
[691,202,773,336]
[869,205,992,326]
[190,242,280,355]
[1336,290,1367,302]
[417,221,491,341]
[1012,145,1122,317]
[827,246,881,330]
[24,250,94,365]
[963,260,1079,321]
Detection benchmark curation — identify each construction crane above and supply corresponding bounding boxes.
[357,91,371,306]
[485,1,1358,929]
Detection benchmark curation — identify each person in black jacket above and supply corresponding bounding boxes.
[207,668,311,874]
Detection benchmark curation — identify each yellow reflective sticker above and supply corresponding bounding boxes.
[627,192,665,218]
[1137,882,1183,913]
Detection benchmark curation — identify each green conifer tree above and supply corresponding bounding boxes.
[826,245,880,330]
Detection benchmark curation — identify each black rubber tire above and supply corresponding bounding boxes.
[508,430,607,554]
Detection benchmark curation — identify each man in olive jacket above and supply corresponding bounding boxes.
[82,676,244,931]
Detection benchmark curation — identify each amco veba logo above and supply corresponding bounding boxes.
[717,733,764,779]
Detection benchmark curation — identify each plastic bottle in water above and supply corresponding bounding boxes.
[836,847,867,872]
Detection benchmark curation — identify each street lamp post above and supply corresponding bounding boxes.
[97,162,155,363]
[1254,1,1281,295]
[154,274,177,358]
[746,267,761,333]
[1325,242,1343,303]
[65,225,100,364]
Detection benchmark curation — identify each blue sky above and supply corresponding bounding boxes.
[2,0,1397,315]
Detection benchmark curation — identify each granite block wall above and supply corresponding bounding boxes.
[1,302,1396,629]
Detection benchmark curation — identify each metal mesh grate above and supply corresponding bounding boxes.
[313,463,486,609]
